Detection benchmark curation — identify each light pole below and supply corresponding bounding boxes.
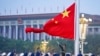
[79,14,92,55]
[41,40,48,53]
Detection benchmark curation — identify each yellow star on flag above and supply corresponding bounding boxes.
[62,10,70,18]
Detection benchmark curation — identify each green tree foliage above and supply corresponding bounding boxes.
[85,34,100,54]
[0,35,100,55]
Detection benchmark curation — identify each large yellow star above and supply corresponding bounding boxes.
[62,10,70,18]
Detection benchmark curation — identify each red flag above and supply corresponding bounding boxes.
[25,27,43,33]
[43,3,75,40]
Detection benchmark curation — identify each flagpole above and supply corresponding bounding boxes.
[74,0,80,56]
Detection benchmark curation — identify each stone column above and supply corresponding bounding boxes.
[16,25,18,40]
[9,23,11,39]
[31,20,33,42]
[3,24,6,37]
[36,20,39,40]
[49,36,52,40]
[24,21,27,41]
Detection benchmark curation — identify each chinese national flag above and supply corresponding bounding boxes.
[43,3,75,40]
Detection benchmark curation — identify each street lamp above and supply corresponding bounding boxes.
[79,14,92,55]
[41,40,48,53]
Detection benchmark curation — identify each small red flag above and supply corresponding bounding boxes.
[43,3,75,40]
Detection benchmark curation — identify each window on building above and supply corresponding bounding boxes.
[33,25,37,40]
[18,25,24,40]
[0,26,3,36]
[26,20,31,24]
[39,24,43,40]
[94,28,99,32]
[88,28,92,32]
[5,26,9,37]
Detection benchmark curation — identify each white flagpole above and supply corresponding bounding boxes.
[75,0,80,56]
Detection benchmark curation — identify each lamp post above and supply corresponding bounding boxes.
[41,40,48,53]
[79,14,92,55]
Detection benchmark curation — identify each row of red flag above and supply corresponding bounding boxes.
[25,3,75,40]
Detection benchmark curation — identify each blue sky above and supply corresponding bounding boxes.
[0,0,100,15]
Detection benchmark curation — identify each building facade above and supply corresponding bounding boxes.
[0,13,100,42]
[0,13,58,42]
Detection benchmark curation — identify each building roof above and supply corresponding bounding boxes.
[0,13,58,19]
